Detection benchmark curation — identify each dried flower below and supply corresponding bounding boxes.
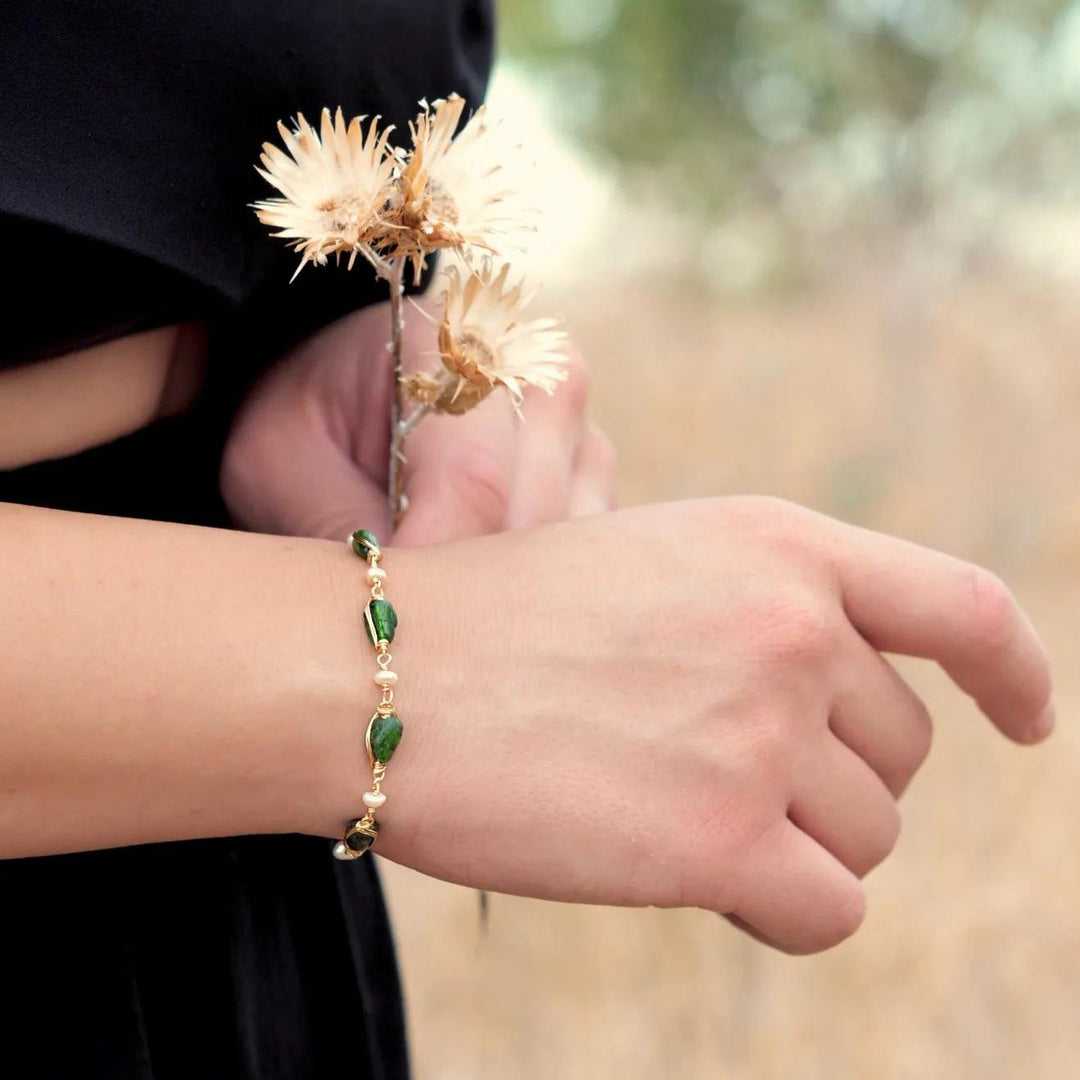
[253,108,396,280]
[386,95,529,283]
[403,261,568,415]
[251,99,568,520]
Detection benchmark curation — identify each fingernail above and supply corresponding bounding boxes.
[1030,700,1056,741]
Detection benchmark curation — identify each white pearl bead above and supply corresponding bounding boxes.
[366,566,387,585]
[362,791,387,809]
[332,840,351,861]
[373,670,398,687]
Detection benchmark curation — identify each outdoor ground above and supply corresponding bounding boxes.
[380,266,1080,1080]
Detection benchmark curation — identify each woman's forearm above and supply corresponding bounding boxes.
[0,502,365,858]
[0,496,1054,955]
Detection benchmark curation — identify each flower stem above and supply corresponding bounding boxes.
[387,404,432,523]
[386,259,407,523]
[397,404,431,441]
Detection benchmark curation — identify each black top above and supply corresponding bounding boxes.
[0,3,494,1077]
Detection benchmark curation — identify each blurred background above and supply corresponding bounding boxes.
[380,2,1080,1077]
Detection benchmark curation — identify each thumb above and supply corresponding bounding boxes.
[222,410,394,541]
[390,396,518,547]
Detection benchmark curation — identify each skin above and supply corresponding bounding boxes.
[380,500,1052,953]
[220,301,615,544]
[0,306,1054,957]
[0,324,206,469]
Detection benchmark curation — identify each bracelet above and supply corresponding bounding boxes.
[332,529,404,861]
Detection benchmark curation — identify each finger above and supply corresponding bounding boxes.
[568,425,618,518]
[830,632,933,797]
[827,520,1053,744]
[726,821,867,955]
[504,377,588,531]
[261,446,392,542]
[788,735,901,877]
[221,404,392,541]
[392,396,518,546]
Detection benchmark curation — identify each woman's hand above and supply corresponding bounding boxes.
[350,497,1053,955]
[220,302,616,545]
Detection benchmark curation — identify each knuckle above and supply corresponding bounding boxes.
[906,700,934,772]
[866,802,902,871]
[725,494,791,533]
[219,425,271,519]
[741,708,791,775]
[755,597,835,665]
[558,349,590,414]
[587,426,617,479]
[218,437,247,505]
[733,495,814,540]
[673,793,730,869]
[966,567,1018,654]
[676,780,757,860]
[719,497,831,574]
[670,777,777,910]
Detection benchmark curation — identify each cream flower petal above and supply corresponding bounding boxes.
[387,96,534,283]
[403,260,568,416]
[252,108,396,280]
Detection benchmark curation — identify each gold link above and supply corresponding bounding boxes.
[338,530,402,858]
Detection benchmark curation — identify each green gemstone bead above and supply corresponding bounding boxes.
[364,598,398,645]
[369,712,404,764]
[350,529,380,559]
[344,819,378,854]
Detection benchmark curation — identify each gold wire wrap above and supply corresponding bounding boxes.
[333,532,401,861]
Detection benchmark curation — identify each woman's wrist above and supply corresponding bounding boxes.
[324,529,404,859]
[318,538,464,862]
[291,534,451,848]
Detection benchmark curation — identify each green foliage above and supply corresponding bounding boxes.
[500,0,1080,221]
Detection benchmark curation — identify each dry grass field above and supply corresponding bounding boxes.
[379,265,1080,1080]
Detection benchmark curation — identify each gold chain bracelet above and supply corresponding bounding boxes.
[333,529,404,861]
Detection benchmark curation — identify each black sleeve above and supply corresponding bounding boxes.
[0,0,495,364]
